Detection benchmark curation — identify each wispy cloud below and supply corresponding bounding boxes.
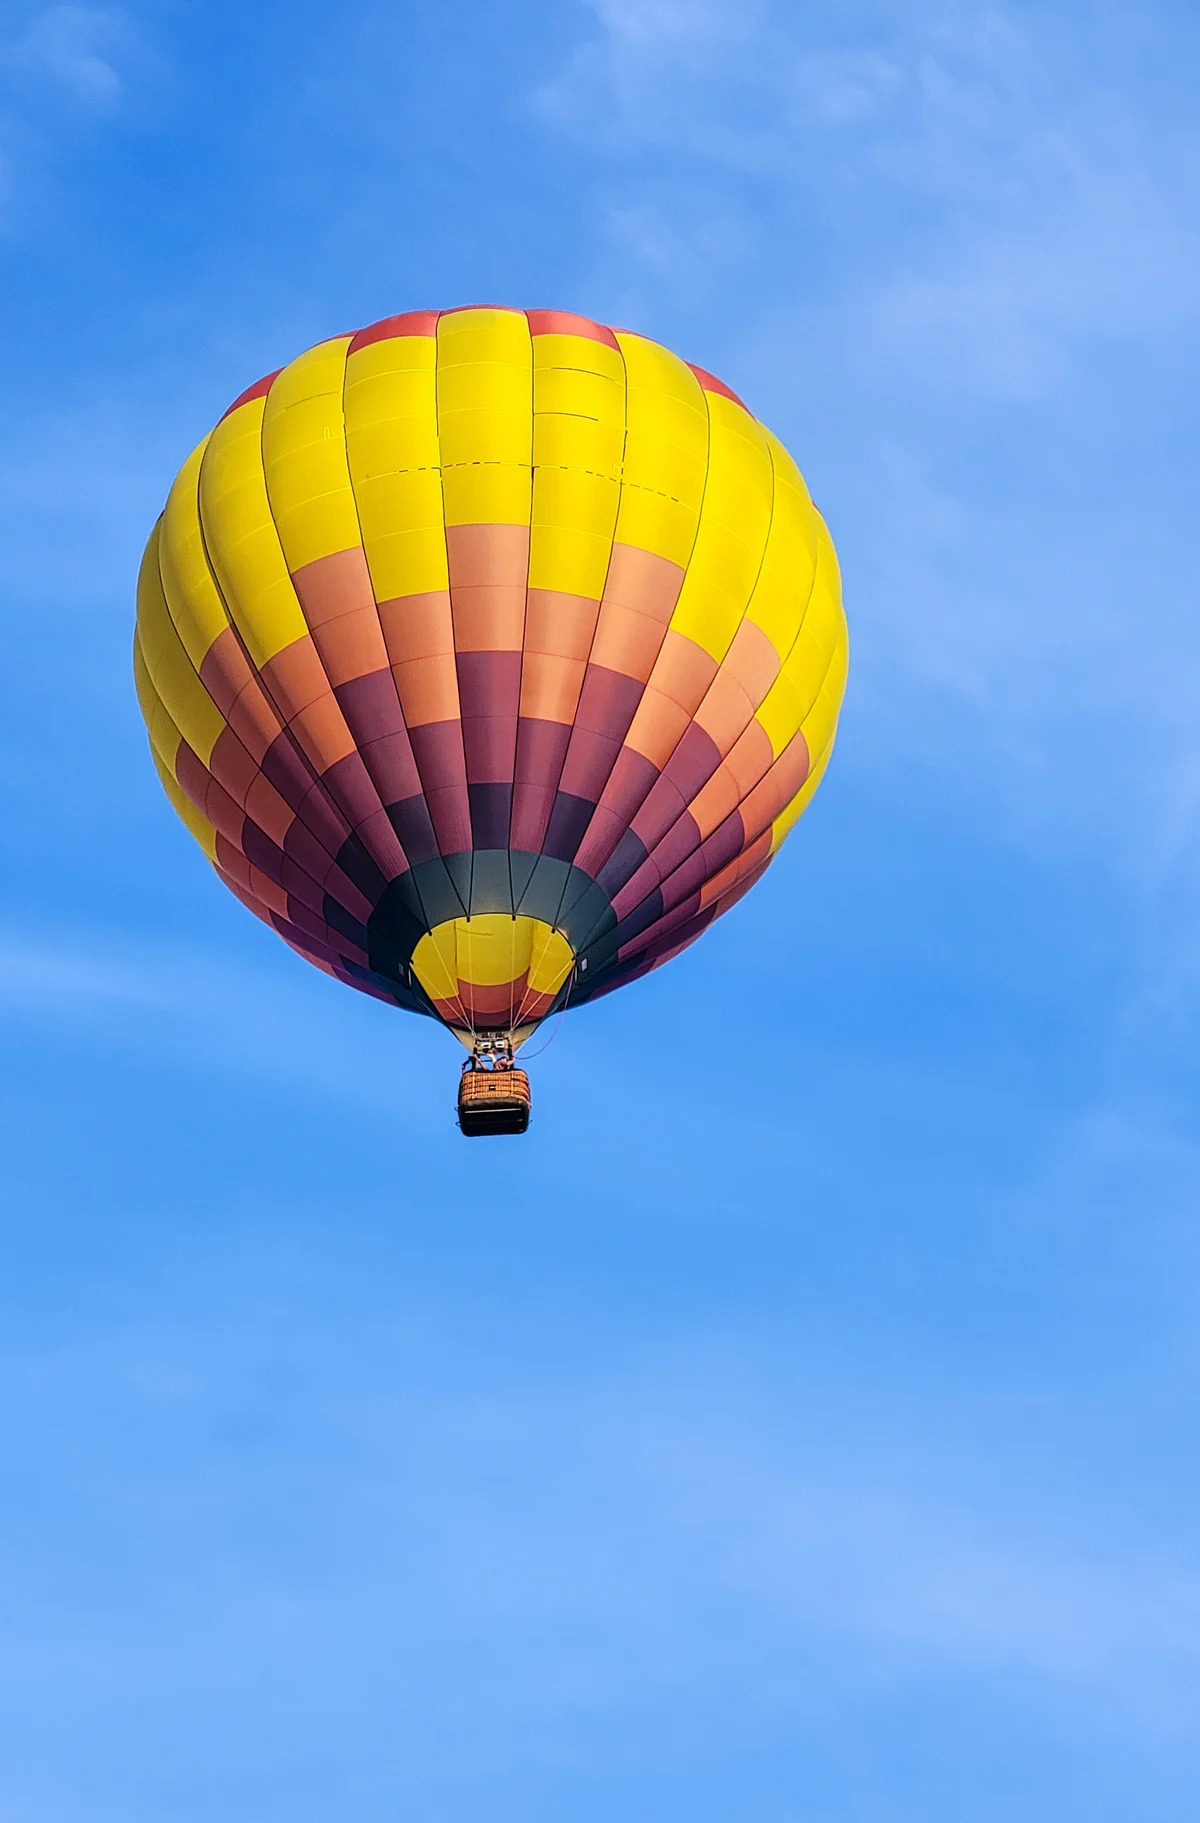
[0,5,140,214]
[0,922,444,1122]
[541,0,1200,392]
[0,5,128,110]
[253,1353,1200,1724]
[5,1287,1197,1743]
[701,1446,1200,1703]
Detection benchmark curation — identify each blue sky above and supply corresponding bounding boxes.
[2,1,1200,1816]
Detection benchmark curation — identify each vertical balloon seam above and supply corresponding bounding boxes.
[133,525,183,757]
[138,533,243,881]
[603,433,823,954]
[433,313,477,1028]
[354,312,471,930]
[421,308,476,937]
[731,511,841,859]
[188,417,359,937]
[156,432,426,1009]
[183,445,358,953]
[645,452,823,903]
[440,316,474,1023]
[431,313,470,949]
[506,312,537,922]
[600,400,783,947]
[561,342,709,893]
[337,319,471,1025]
[335,324,454,982]
[153,486,302,895]
[513,315,630,1027]
[496,311,536,1015]
[621,385,778,865]
[775,550,842,789]
[146,528,245,869]
[518,315,629,922]
[309,335,425,889]
[256,347,419,895]
[133,606,188,813]
[157,441,220,674]
[568,354,722,908]
[191,401,396,993]
[499,310,535,950]
[194,397,350,912]
[504,314,539,1020]
[598,816,765,984]
[626,626,843,968]
[548,339,714,950]
[443,310,477,945]
[773,634,847,837]
[796,714,838,811]
[745,749,831,901]
[136,660,182,819]
[140,691,187,832]
[451,307,532,1025]
[139,534,244,876]
[522,337,679,915]
[565,372,768,965]
[791,597,847,751]
[148,742,220,864]
[768,732,835,870]
[764,535,846,812]
[512,350,606,1013]
[540,326,630,947]
[134,622,295,946]
[249,363,402,903]
[584,579,837,971]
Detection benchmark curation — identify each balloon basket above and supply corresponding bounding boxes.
[457,1062,532,1137]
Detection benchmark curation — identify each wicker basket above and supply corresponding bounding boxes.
[457,1067,532,1137]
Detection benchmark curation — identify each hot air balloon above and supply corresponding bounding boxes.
[135,308,848,1133]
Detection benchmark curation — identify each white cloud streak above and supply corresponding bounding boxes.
[0,5,140,218]
[13,1317,1198,1733]
[543,0,1200,389]
[0,923,445,1125]
[0,6,127,109]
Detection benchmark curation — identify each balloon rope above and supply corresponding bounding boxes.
[510,921,543,1034]
[461,917,477,1048]
[517,964,578,1061]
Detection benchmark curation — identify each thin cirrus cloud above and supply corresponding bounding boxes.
[538,0,1200,395]
[0,5,129,110]
[0,919,450,1122]
[0,4,138,212]
[625,1411,1200,1705]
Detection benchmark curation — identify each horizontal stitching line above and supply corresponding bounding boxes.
[366,461,686,503]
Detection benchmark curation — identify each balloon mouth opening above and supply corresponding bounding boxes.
[409,914,576,1046]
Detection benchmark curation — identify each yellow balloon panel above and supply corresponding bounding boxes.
[134,305,848,1044]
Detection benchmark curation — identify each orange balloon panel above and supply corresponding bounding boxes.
[134,307,848,1046]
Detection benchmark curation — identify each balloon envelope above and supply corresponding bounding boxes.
[135,307,848,1047]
